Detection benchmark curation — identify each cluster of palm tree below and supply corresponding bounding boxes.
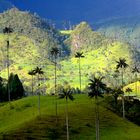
[116,58,140,119]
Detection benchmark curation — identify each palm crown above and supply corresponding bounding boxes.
[28,70,36,76]
[88,76,108,98]
[50,47,59,57]
[75,52,84,58]
[132,66,139,74]
[59,88,74,101]
[3,27,13,34]
[116,58,129,69]
[125,87,133,93]
[34,67,44,75]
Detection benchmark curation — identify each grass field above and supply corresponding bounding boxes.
[0,94,140,140]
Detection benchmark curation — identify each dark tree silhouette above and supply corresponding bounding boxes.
[116,58,129,119]
[88,76,108,140]
[125,87,133,97]
[3,27,13,101]
[50,47,59,117]
[59,88,74,140]
[75,52,84,92]
[8,73,24,100]
[34,66,44,115]
[28,69,36,95]
[110,88,124,105]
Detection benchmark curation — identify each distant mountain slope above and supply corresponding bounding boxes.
[97,16,140,50]
[0,8,60,45]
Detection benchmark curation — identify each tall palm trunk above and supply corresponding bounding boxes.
[54,56,58,119]
[66,98,69,140]
[79,58,81,92]
[7,40,10,101]
[122,69,125,119]
[135,73,137,96]
[38,73,40,115]
[95,97,99,140]
[32,75,34,95]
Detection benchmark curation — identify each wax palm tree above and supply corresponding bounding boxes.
[132,66,139,96]
[125,87,133,98]
[34,66,44,115]
[59,88,74,140]
[116,58,129,119]
[28,69,36,95]
[88,76,108,140]
[3,27,13,101]
[50,47,59,117]
[75,52,84,92]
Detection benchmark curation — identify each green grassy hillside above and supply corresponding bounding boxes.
[0,94,140,140]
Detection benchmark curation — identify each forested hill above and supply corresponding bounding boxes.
[0,8,62,48]
[97,16,140,50]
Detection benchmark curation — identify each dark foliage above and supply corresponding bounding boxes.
[8,73,24,100]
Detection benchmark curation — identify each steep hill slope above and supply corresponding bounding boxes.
[60,22,137,89]
[0,94,140,140]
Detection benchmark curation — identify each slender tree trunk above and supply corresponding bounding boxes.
[55,56,58,119]
[122,69,125,119]
[135,73,137,96]
[7,40,10,101]
[32,75,33,95]
[79,58,81,92]
[95,97,99,140]
[66,98,69,140]
[38,74,40,115]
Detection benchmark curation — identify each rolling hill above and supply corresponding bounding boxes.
[0,94,140,140]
